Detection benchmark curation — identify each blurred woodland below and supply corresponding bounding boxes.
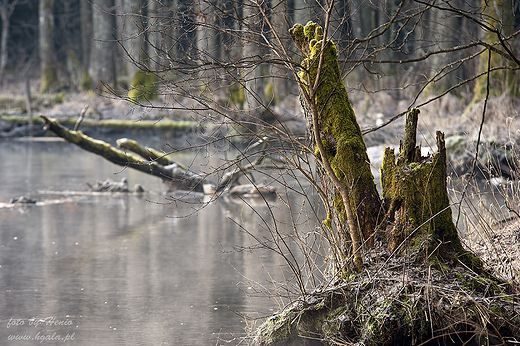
[0,0,518,111]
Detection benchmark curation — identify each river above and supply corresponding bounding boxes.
[0,137,313,345]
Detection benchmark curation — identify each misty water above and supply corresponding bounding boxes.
[0,137,305,345]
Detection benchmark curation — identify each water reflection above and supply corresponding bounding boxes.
[0,139,306,345]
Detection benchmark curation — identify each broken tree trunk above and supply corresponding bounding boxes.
[290,21,383,270]
[380,109,478,266]
[116,137,177,167]
[40,116,204,193]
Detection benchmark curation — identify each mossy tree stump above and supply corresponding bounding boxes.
[290,21,383,270]
[380,109,478,267]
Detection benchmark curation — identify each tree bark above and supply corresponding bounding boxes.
[195,0,219,91]
[80,0,92,70]
[117,0,144,80]
[290,21,384,270]
[472,0,519,100]
[381,109,477,266]
[242,1,265,112]
[116,138,175,167]
[269,0,288,103]
[426,1,460,96]
[39,0,57,92]
[164,0,180,66]
[0,0,19,83]
[146,0,162,72]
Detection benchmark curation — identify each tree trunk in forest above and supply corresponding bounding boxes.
[146,0,162,72]
[380,109,478,266]
[220,0,242,108]
[195,0,219,91]
[427,1,460,96]
[39,0,57,92]
[472,0,519,100]
[164,0,180,66]
[0,0,19,83]
[80,0,92,70]
[242,1,265,112]
[89,0,115,90]
[118,0,144,80]
[269,0,288,104]
[0,9,9,83]
[290,21,383,271]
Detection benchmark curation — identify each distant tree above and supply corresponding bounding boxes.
[39,0,57,92]
[78,0,92,90]
[472,0,519,100]
[0,0,22,83]
[80,0,92,70]
[194,0,219,91]
[242,1,265,112]
[116,0,144,81]
[269,0,289,103]
[89,0,116,90]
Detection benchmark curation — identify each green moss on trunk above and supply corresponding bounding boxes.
[40,116,204,192]
[381,109,481,269]
[290,21,383,251]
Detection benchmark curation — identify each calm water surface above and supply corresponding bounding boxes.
[0,138,299,345]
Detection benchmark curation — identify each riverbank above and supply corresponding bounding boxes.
[2,88,519,345]
[2,87,518,144]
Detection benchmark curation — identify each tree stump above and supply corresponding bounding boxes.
[380,109,478,267]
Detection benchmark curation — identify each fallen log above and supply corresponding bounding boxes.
[40,116,204,193]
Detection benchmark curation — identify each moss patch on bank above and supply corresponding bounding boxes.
[128,70,158,103]
[0,115,197,132]
[253,256,519,346]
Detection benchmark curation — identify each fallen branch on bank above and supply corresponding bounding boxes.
[40,115,205,193]
[40,116,282,198]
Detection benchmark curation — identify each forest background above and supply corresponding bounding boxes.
[0,0,518,126]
